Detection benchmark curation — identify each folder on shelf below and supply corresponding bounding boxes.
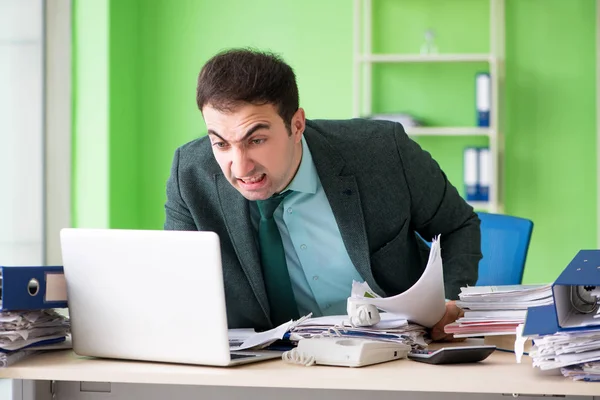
[478,147,490,202]
[552,250,600,330]
[0,265,67,311]
[464,147,479,201]
[476,72,491,127]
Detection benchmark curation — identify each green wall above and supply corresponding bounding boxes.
[135,0,354,228]
[72,0,109,228]
[73,0,597,284]
[109,0,141,229]
[504,1,596,283]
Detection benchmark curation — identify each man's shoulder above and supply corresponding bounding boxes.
[177,135,210,155]
[306,118,403,141]
[305,118,409,154]
[174,135,218,171]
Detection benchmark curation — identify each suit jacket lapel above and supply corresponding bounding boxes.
[215,174,271,322]
[304,128,385,296]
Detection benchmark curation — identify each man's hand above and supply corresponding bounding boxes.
[430,300,465,342]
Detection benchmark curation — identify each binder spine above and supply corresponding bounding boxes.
[478,147,490,202]
[464,147,479,201]
[1,266,67,311]
[476,72,491,127]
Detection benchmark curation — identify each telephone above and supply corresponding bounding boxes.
[282,337,410,367]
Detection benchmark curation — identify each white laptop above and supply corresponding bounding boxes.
[59,228,282,366]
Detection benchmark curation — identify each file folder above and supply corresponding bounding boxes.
[476,72,491,127]
[552,250,600,329]
[0,265,67,311]
[464,147,479,201]
[478,147,490,202]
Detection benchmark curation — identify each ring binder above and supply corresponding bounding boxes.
[0,265,67,311]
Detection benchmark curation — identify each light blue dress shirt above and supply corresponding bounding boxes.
[251,138,364,317]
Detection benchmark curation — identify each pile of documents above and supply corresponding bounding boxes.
[444,284,553,338]
[289,314,428,349]
[528,328,600,372]
[518,250,600,380]
[0,309,70,367]
[520,304,600,381]
[230,313,428,351]
[561,362,600,382]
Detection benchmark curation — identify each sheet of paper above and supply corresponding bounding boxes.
[296,313,407,330]
[234,321,293,351]
[350,235,446,328]
[228,328,256,349]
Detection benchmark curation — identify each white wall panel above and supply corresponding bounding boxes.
[0,0,41,41]
[0,0,43,262]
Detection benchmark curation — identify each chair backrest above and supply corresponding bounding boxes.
[476,212,533,286]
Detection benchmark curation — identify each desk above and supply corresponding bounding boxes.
[0,348,599,399]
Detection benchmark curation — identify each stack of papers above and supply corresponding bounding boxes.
[561,362,600,381]
[521,304,600,379]
[445,284,553,338]
[289,314,428,349]
[229,313,428,351]
[0,309,70,367]
[527,328,600,372]
[0,349,39,368]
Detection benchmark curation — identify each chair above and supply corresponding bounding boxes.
[476,212,534,286]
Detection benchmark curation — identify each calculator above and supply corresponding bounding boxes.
[407,345,496,365]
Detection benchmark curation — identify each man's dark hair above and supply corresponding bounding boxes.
[196,48,299,131]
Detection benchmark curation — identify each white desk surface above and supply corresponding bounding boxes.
[0,348,599,396]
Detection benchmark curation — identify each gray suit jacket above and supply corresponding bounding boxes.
[164,118,482,330]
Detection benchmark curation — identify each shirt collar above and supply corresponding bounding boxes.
[284,137,317,195]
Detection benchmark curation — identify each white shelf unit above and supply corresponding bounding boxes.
[406,127,495,137]
[359,54,494,63]
[353,0,506,214]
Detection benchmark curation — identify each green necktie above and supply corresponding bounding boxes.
[256,191,300,325]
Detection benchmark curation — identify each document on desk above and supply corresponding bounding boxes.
[349,235,446,328]
[296,313,408,330]
[230,320,297,351]
[228,328,256,349]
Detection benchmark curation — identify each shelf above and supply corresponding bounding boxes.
[359,54,493,63]
[405,127,494,137]
[468,201,492,211]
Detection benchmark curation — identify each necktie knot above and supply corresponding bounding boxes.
[256,190,291,219]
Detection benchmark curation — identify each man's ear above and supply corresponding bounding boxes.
[291,108,306,142]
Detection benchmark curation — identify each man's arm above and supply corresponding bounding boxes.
[392,123,482,300]
[164,147,197,231]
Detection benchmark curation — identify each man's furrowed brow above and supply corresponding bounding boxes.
[207,130,226,142]
[207,123,270,143]
[241,123,270,141]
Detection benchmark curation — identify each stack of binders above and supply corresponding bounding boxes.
[521,250,600,381]
[0,265,70,367]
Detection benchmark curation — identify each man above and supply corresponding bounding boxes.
[164,48,482,340]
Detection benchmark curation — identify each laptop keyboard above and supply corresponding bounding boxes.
[230,353,258,360]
